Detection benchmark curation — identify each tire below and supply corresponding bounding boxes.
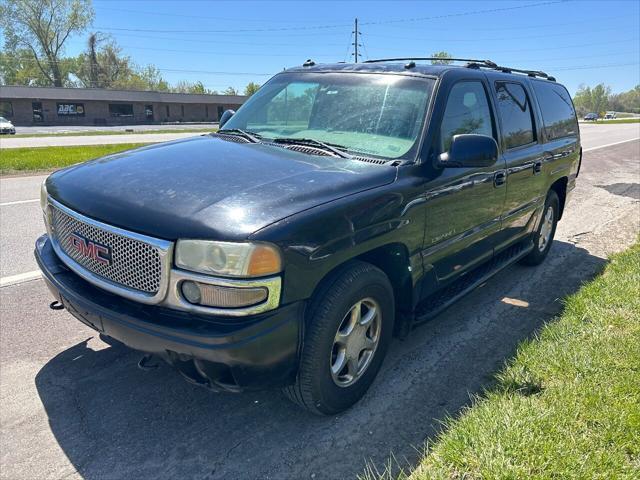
[284,261,394,415]
[520,189,559,266]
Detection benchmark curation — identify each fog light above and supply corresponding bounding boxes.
[181,281,202,304]
[180,281,268,308]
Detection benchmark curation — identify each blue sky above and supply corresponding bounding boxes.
[60,0,640,95]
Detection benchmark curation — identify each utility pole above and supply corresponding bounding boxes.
[352,18,361,63]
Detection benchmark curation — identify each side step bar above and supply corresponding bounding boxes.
[414,240,534,325]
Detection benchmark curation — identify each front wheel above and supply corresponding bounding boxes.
[284,261,394,415]
[520,189,559,266]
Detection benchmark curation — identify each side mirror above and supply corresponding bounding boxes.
[219,109,235,128]
[438,134,498,168]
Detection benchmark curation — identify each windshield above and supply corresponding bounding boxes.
[224,72,435,160]
[0,117,7,123]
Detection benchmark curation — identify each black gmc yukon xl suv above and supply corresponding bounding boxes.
[36,59,581,414]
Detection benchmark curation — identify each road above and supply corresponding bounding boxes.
[2,121,638,150]
[1,125,639,479]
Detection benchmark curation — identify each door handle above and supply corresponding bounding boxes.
[494,170,506,187]
[533,160,543,174]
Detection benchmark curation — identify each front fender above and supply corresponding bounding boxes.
[250,171,428,305]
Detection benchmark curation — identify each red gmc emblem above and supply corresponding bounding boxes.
[70,233,113,266]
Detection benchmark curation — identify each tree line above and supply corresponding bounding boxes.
[572,84,640,116]
[0,0,260,96]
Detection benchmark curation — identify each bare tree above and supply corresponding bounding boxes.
[76,33,132,88]
[0,0,94,87]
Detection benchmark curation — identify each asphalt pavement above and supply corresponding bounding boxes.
[0,125,639,479]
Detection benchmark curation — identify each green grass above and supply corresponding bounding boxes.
[378,242,640,480]
[13,127,216,138]
[0,143,150,175]
[584,118,640,124]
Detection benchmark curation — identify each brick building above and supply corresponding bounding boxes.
[0,85,247,126]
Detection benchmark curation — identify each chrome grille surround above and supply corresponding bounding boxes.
[48,197,173,304]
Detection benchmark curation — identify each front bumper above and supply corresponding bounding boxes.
[35,234,303,391]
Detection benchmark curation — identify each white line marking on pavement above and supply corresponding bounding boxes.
[0,270,42,287]
[583,137,640,152]
[0,198,39,207]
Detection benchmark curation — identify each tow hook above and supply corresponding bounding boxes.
[49,301,64,310]
[138,354,160,371]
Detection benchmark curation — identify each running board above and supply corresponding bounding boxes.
[413,239,534,325]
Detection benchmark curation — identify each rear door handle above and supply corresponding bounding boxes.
[494,170,506,187]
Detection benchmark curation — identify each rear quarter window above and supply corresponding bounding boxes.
[531,81,578,141]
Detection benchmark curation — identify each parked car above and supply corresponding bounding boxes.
[604,111,616,120]
[0,116,16,134]
[584,112,598,121]
[36,58,581,414]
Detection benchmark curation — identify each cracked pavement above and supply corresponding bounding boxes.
[1,129,639,479]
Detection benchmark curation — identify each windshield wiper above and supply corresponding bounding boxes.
[272,137,352,159]
[217,129,262,143]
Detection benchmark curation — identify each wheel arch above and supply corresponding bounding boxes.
[307,242,414,337]
[549,176,568,220]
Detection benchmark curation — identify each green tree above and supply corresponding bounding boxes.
[244,81,260,96]
[0,0,94,87]
[430,51,453,65]
[572,84,593,115]
[172,80,215,94]
[591,84,611,116]
[223,86,238,95]
[112,65,169,91]
[0,48,51,85]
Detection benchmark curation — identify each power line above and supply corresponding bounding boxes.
[8,54,638,77]
[93,1,565,34]
[553,62,640,71]
[2,56,275,75]
[67,33,347,47]
[366,25,629,43]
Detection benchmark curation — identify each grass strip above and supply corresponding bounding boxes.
[0,143,149,175]
[378,241,640,479]
[11,128,216,138]
[584,118,640,124]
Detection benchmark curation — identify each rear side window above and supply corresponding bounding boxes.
[440,81,494,152]
[495,82,535,149]
[532,81,577,140]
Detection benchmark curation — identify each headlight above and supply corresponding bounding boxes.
[40,179,48,212]
[175,240,282,277]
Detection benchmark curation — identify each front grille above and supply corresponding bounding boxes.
[50,204,164,294]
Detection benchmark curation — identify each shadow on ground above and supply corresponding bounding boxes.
[35,241,606,480]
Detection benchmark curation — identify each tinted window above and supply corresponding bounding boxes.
[532,81,577,140]
[495,82,535,149]
[0,101,12,118]
[440,81,493,152]
[109,104,133,117]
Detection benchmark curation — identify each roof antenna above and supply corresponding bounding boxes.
[303,59,315,67]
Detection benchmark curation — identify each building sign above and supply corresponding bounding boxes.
[57,103,85,116]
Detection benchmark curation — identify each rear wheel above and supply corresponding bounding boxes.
[284,261,394,415]
[520,189,559,266]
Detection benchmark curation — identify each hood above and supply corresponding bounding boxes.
[47,135,396,240]
[0,122,13,127]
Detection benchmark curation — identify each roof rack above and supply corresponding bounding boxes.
[363,57,555,81]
